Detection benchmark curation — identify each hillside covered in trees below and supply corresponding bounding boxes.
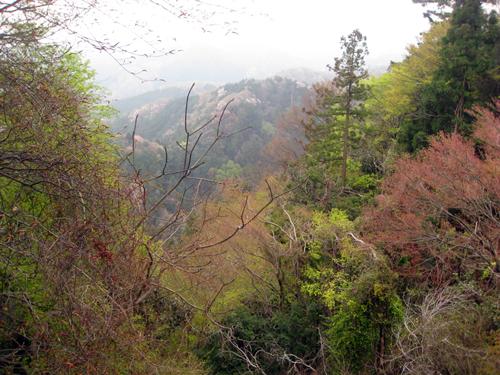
[111,76,309,171]
[2,0,500,374]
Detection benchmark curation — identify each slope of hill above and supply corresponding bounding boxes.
[111,76,310,173]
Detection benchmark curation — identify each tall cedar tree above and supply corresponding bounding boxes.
[305,30,369,191]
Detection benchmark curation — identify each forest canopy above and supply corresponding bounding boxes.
[2,0,500,374]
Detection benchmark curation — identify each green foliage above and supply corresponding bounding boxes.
[401,0,500,151]
[365,20,450,160]
[326,264,402,373]
[260,120,276,141]
[197,297,324,375]
[305,30,370,189]
[209,160,244,181]
[302,210,402,373]
[366,21,449,122]
[285,157,378,220]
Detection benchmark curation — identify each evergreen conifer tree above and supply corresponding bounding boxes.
[305,29,369,190]
[401,0,500,150]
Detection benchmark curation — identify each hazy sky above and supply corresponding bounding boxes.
[199,0,433,66]
[83,0,435,99]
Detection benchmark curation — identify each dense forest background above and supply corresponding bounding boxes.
[2,0,500,374]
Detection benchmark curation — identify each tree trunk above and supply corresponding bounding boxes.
[342,93,351,191]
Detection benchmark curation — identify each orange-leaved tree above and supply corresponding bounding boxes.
[363,100,500,287]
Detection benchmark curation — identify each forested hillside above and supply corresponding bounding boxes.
[111,77,309,172]
[2,0,500,374]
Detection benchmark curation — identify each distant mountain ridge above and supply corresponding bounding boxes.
[110,81,221,115]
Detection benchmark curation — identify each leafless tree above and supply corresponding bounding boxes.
[388,287,490,374]
[0,34,289,375]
